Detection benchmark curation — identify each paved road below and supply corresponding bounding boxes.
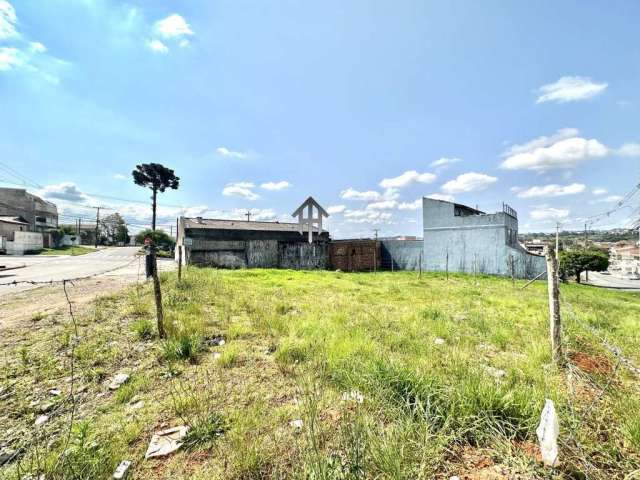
[582,271,640,291]
[0,247,174,296]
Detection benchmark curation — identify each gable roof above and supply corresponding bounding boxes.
[291,196,329,217]
[183,217,328,233]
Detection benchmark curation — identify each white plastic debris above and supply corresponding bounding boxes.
[536,399,560,467]
[290,419,304,431]
[434,337,446,345]
[341,390,365,404]
[113,460,131,479]
[109,374,130,390]
[49,389,61,396]
[485,366,506,378]
[145,426,189,459]
[34,415,49,427]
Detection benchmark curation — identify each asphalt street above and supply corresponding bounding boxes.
[0,247,173,296]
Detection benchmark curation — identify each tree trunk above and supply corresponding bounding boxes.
[575,271,581,283]
[152,188,157,231]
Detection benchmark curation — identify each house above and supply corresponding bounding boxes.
[0,188,58,232]
[59,223,97,246]
[0,216,43,254]
[608,242,640,279]
[422,198,546,278]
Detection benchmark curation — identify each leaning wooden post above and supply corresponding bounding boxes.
[510,255,515,287]
[151,245,166,339]
[545,245,562,366]
[177,246,182,281]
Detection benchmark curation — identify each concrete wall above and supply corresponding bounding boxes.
[380,240,423,270]
[422,198,546,279]
[5,231,43,255]
[186,239,328,269]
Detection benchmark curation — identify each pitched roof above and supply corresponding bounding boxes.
[183,217,328,233]
[0,216,29,225]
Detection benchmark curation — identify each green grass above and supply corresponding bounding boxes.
[31,245,95,256]
[1,268,639,479]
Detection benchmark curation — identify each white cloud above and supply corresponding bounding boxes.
[503,128,579,157]
[147,39,168,54]
[0,46,22,71]
[39,182,88,203]
[29,42,47,54]
[344,209,393,224]
[179,39,190,48]
[591,195,624,204]
[379,170,436,189]
[530,207,570,221]
[397,199,422,210]
[430,157,461,168]
[154,14,194,39]
[536,76,607,104]
[592,187,607,195]
[260,181,290,191]
[327,205,346,214]
[340,188,381,202]
[617,143,640,157]
[441,172,497,194]
[366,200,398,210]
[222,181,259,200]
[426,193,455,202]
[113,173,127,180]
[0,1,17,39]
[216,147,248,159]
[516,183,586,199]
[500,135,608,171]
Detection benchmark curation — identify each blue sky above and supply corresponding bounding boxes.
[1,0,639,237]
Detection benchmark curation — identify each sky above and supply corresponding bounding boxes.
[1,0,639,237]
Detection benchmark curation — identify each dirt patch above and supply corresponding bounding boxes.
[0,276,138,332]
[443,446,528,480]
[569,351,614,375]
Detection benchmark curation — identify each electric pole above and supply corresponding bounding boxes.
[89,206,109,248]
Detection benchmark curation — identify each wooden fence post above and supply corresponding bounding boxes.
[418,250,422,279]
[177,246,182,281]
[545,246,562,365]
[509,255,515,287]
[151,246,165,339]
[445,248,449,281]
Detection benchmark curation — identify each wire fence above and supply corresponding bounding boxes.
[0,255,143,477]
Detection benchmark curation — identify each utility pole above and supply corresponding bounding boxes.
[94,207,101,248]
[245,211,252,222]
[373,229,379,273]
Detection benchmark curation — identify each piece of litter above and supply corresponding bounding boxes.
[341,390,365,404]
[290,419,303,431]
[34,415,49,427]
[145,426,189,459]
[536,399,560,467]
[485,366,506,378]
[207,335,226,347]
[113,460,131,479]
[434,338,446,345]
[49,389,61,396]
[109,374,130,390]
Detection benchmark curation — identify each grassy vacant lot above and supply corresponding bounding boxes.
[32,245,95,256]
[1,269,639,479]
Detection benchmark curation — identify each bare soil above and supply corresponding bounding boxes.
[0,276,139,331]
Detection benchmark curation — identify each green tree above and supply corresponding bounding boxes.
[101,213,129,244]
[135,229,175,250]
[559,248,609,283]
[132,163,180,230]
